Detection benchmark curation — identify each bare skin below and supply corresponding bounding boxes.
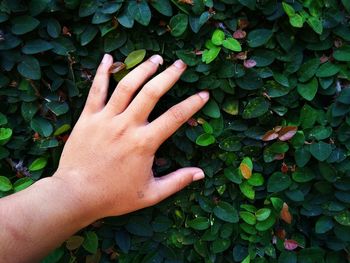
[0,54,209,263]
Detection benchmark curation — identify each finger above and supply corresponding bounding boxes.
[124,59,187,121]
[148,91,209,147]
[84,54,113,114]
[146,167,205,205]
[105,55,163,115]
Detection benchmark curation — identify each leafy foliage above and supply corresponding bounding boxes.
[0,0,350,262]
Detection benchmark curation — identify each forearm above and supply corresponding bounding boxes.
[0,174,95,263]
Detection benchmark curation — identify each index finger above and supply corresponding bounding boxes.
[147,91,209,148]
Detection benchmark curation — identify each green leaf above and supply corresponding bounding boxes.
[307,17,323,35]
[334,211,350,226]
[292,168,315,183]
[41,247,64,263]
[278,251,297,263]
[0,128,12,145]
[202,46,221,64]
[13,178,34,192]
[255,215,275,231]
[17,56,41,80]
[104,30,127,52]
[309,141,332,161]
[222,98,239,115]
[82,231,98,254]
[247,173,264,186]
[282,2,295,16]
[222,37,242,52]
[30,117,53,137]
[333,45,350,62]
[0,176,12,192]
[315,216,334,234]
[342,0,350,13]
[196,133,215,146]
[53,124,71,136]
[187,217,210,230]
[212,239,231,253]
[66,235,85,250]
[316,62,340,78]
[213,201,239,223]
[169,13,188,37]
[79,0,98,17]
[11,15,40,35]
[255,208,271,221]
[295,147,311,167]
[47,18,61,38]
[298,58,320,82]
[29,157,48,172]
[150,0,173,16]
[211,29,225,45]
[247,29,273,48]
[240,211,256,225]
[297,77,318,101]
[267,172,292,193]
[80,25,98,46]
[202,99,221,118]
[47,102,69,116]
[124,49,146,69]
[289,14,304,28]
[128,0,151,26]
[270,197,284,212]
[239,181,255,200]
[242,97,269,119]
[22,39,53,54]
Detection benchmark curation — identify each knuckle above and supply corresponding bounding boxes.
[139,62,156,75]
[117,80,133,94]
[146,189,161,205]
[133,130,153,149]
[142,84,160,100]
[169,106,187,124]
[89,85,101,95]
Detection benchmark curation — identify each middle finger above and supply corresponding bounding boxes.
[123,59,187,122]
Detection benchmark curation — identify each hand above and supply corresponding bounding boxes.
[55,54,209,220]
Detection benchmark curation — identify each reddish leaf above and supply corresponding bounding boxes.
[275,228,286,240]
[233,29,247,39]
[281,163,289,173]
[178,0,194,4]
[274,153,285,160]
[239,163,252,179]
[280,202,292,224]
[236,51,247,60]
[187,118,198,126]
[278,126,298,141]
[238,19,249,29]
[320,55,329,63]
[262,130,279,141]
[273,126,282,132]
[284,239,299,251]
[108,62,126,74]
[244,59,257,68]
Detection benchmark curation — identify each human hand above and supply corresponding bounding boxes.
[54,54,209,220]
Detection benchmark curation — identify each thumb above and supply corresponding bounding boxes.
[147,167,205,205]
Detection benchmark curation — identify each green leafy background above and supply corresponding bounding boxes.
[1,0,350,262]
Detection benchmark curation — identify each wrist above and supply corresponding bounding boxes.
[51,168,107,223]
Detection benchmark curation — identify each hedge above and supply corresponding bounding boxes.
[1,0,350,262]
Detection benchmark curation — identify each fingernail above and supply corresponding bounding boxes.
[174,59,186,69]
[198,91,210,100]
[101,54,112,64]
[150,55,163,65]
[193,171,205,181]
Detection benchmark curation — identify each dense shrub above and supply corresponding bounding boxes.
[1,0,350,262]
